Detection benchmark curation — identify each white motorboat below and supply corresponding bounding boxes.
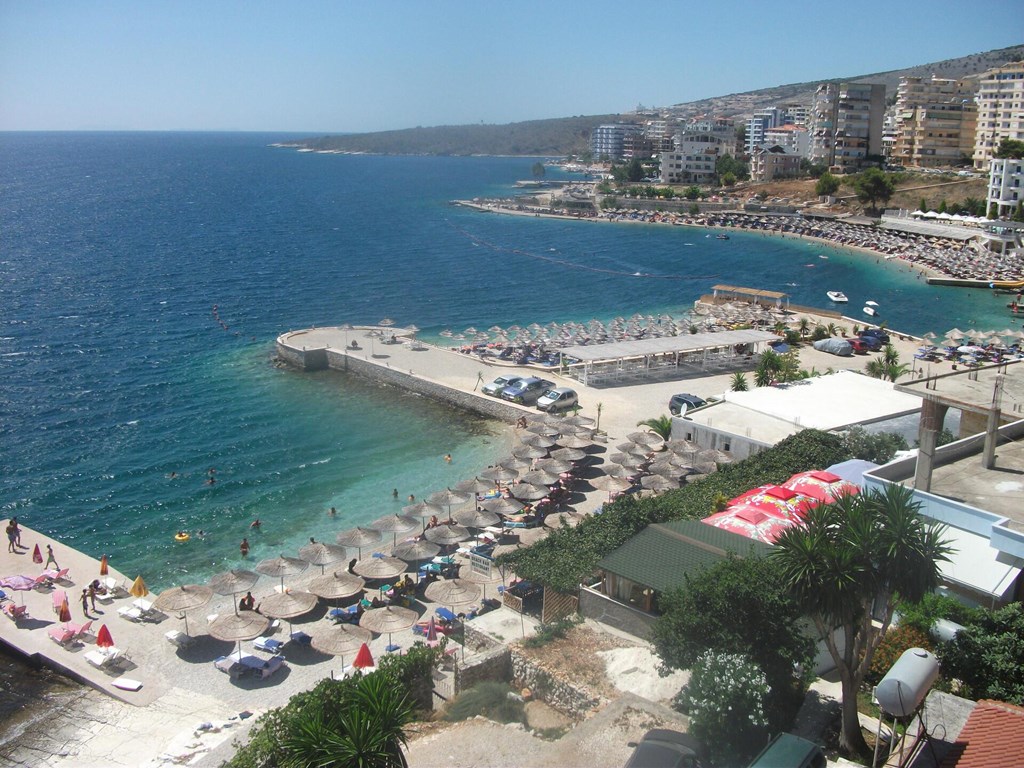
[865,300,879,307]
[827,291,849,303]
[863,306,878,317]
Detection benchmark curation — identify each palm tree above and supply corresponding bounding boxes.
[282,672,414,768]
[731,372,749,392]
[771,485,952,757]
[797,317,811,338]
[636,415,673,441]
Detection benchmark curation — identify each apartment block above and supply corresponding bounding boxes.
[891,76,977,168]
[591,123,644,162]
[809,82,885,172]
[973,61,1024,171]
[750,145,802,182]
[988,158,1024,217]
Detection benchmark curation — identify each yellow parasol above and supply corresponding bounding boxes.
[129,575,149,598]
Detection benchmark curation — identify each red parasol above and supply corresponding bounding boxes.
[782,470,859,504]
[96,624,114,648]
[32,545,43,564]
[425,617,439,646]
[99,555,109,576]
[352,642,375,669]
[702,505,801,544]
[58,597,72,623]
[730,485,816,522]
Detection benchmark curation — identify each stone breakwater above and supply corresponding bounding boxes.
[276,328,529,424]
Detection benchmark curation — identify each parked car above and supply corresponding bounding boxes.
[669,393,706,415]
[501,377,554,405]
[536,387,578,412]
[481,375,523,398]
[746,733,826,768]
[859,335,884,351]
[624,729,707,768]
[848,338,870,354]
[859,328,890,344]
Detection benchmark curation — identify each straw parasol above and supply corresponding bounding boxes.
[152,584,213,635]
[424,524,472,545]
[520,469,561,487]
[603,464,638,480]
[258,590,319,634]
[403,501,447,520]
[427,487,472,508]
[665,439,700,455]
[359,605,419,651]
[209,611,270,655]
[129,576,149,598]
[609,453,648,469]
[552,434,593,450]
[454,477,498,496]
[336,527,383,557]
[616,442,651,457]
[544,511,583,529]
[480,466,519,484]
[454,507,501,529]
[424,578,481,607]
[641,474,679,491]
[310,623,372,663]
[308,571,365,601]
[500,455,532,471]
[628,431,665,448]
[697,448,734,465]
[550,446,587,462]
[481,496,525,516]
[510,483,550,501]
[534,458,572,474]
[298,541,348,573]
[520,434,556,450]
[512,445,547,460]
[591,475,633,494]
[525,423,560,437]
[352,555,407,581]
[255,555,309,591]
[369,513,419,536]
[392,539,441,562]
[208,568,260,597]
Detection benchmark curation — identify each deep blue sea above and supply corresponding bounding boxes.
[0,132,1010,591]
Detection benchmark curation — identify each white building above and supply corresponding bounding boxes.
[973,61,1024,171]
[763,124,809,157]
[809,82,886,172]
[745,107,782,155]
[660,132,732,184]
[988,157,1024,217]
[591,123,643,162]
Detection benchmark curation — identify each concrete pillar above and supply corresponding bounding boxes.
[982,374,1005,469]
[914,399,949,492]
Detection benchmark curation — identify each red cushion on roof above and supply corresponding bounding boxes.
[810,470,841,483]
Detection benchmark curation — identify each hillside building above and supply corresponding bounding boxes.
[808,82,886,172]
[891,76,977,168]
[590,123,643,163]
[988,157,1024,218]
[763,124,809,157]
[750,145,802,181]
[973,61,1024,171]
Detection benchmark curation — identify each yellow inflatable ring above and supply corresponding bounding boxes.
[174,532,190,542]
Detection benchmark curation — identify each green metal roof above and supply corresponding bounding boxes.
[597,519,772,593]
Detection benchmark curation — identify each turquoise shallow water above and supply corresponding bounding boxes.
[0,132,1011,590]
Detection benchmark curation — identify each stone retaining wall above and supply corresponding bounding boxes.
[510,648,601,718]
[276,340,529,423]
[455,645,512,694]
[579,586,657,641]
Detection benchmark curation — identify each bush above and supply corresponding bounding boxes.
[868,624,934,684]
[675,651,771,765]
[523,614,580,648]
[938,602,1024,704]
[445,682,525,724]
[841,426,908,464]
[895,592,981,637]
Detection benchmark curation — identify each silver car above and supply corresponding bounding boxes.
[482,375,523,398]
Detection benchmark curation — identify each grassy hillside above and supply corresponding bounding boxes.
[296,44,1024,156]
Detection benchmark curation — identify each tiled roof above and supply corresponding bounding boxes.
[939,699,1024,768]
[596,519,771,593]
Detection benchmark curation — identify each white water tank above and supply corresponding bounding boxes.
[875,648,939,717]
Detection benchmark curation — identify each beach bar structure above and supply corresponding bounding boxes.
[707,284,790,310]
[558,329,779,386]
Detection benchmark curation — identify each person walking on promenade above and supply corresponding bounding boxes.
[45,544,58,569]
[87,583,97,611]
[80,589,90,617]
[11,518,23,547]
[5,522,16,553]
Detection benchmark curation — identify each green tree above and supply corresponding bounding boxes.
[654,555,814,732]
[684,185,702,200]
[865,344,911,382]
[993,138,1024,159]
[852,168,896,214]
[636,415,673,441]
[531,162,546,178]
[721,171,737,187]
[937,602,1024,704]
[815,172,841,198]
[841,425,908,463]
[771,486,952,757]
[626,157,644,182]
[676,651,771,765]
[281,672,414,768]
[688,203,701,216]
[919,197,928,213]
[731,372,749,391]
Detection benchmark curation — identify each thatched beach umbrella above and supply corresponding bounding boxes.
[336,527,383,558]
[454,507,501,529]
[560,414,595,428]
[208,569,260,615]
[424,578,481,607]
[520,469,561,487]
[551,446,587,462]
[480,466,519,484]
[255,555,309,591]
[500,455,532,471]
[308,571,365,601]
[209,611,270,656]
[641,474,679,491]
[525,423,560,437]
[369,513,419,536]
[152,584,213,636]
[403,501,447,521]
[481,496,525,516]
[352,555,407,581]
[520,434,556,450]
[259,590,319,635]
[454,477,497,496]
[510,483,550,501]
[311,623,372,664]
[392,539,441,562]
[628,431,665,448]
[298,541,348,574]
[424,524,472,546]
[534,458,572,474]
[591,475,633,495]
[512,445,547,460]
[359,605,419,652]
[609,453,648,469]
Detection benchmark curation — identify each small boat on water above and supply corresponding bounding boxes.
[827,291,849,303]
[865,300,879,307]
[863,306,878,317]
[716,234,730,240]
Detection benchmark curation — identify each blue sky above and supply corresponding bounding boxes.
[1,1,1021,132]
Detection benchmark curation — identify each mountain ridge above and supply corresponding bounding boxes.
[295,44,1024,156]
